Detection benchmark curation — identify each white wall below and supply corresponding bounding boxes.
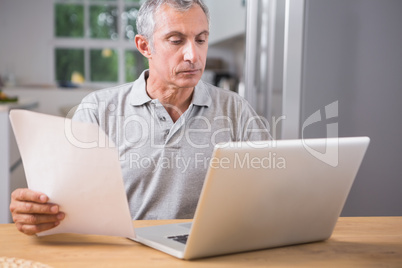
[204,0,246,45]
[0,0,54,85]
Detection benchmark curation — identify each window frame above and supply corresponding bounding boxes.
[52,0,145,88]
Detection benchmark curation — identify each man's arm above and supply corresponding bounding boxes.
[9,188,65,235]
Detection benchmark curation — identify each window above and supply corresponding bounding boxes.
[54,0,148,87]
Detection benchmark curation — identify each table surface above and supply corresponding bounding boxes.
[0,217,401,267]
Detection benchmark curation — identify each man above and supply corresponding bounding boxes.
[10,0,271,235]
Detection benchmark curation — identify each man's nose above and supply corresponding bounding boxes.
[183,41,197,63]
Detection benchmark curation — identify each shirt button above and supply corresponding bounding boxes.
[160,116,166,121]
[165,130,170,136]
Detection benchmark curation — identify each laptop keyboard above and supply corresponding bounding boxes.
[167,234,189,244]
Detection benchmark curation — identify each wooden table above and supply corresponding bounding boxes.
[0,217,401,267]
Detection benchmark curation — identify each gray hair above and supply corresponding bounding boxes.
[136,0,210,48]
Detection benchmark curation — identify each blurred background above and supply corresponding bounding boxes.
[1,0,402,223]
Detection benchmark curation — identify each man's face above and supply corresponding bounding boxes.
[148,4,209,89]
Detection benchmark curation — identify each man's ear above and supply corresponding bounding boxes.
[135,35,152,59]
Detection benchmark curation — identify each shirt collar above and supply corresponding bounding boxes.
[130,70,152,106]
[129,69,212,108]
[191,80,212,108]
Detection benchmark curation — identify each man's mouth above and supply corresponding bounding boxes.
[179,69,200,75]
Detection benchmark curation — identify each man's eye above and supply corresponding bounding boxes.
[196,39,206,44]
[169,39,182,45]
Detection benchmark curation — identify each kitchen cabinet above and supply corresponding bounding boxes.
[204,0,246,44]
[0,100,38,223]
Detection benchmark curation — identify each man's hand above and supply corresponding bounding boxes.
[10,188,65,235]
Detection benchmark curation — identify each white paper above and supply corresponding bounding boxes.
[9,109,135,239]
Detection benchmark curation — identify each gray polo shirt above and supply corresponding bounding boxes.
[73,70,271,220]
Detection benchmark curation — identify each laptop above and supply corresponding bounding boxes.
[132,136,369,259]
[9,110,370,260]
